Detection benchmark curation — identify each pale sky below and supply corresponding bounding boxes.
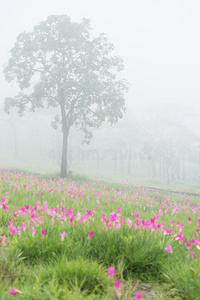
[1,0,200,115]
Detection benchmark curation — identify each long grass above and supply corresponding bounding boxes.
[0,168,200,299]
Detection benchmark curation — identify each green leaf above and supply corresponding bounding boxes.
[25,237,30,247]
[190,267,196,275]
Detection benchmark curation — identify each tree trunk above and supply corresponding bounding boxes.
[59,87,75,178]
[59,89,70,178]
[60,128,69,178]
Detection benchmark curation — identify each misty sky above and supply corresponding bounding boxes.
[1,0,200,118]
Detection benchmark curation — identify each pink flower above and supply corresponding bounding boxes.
[107,266,116,276]
[185,241,192,249]
[8,225,17,235]
[32,227,36,237]
[119,217,124,224]
[86,210,93,217]
[127,217,133,227]
[196,239,200,246]
[135,291,142,299]
[165,245,172,254]
[60,232,65,242]
[41,228,46,238]
[9,287,22,296]
[134,211,140,219]
[190,251,195,258]
[87,231,94,239]
[0,235,6,246]
[178,235,185,243]
[22,222,26,231]
[17,226,21,235]
[167,228,173,235]
[113,279,121,291]
[66,208,73,217]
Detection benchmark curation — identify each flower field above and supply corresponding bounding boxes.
[1,169,200,299]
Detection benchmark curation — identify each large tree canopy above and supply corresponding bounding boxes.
[4,15,128,177]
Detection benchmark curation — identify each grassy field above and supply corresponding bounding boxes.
[1,151,200,193]
[0,168,200,299]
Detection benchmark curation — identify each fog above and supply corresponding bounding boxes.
[1,0,200,187]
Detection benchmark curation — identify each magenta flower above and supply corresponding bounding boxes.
[134,211,140,219]
[185,241,192,249]
[9,287,22,296]
[41,228,46,238]
[119,217,124,224]
[196,239,200,246]
[190,251,195,258]
[135,290,142,299]
[126,217,133,228]
[107,266,116,276]
[178,235,185,243]
[113,279,121,291]
[22,222,26,231]
[87,231,94,239]
[8,225,17,235]
[66,208,73,217]
[17,226,21,235]
[60,232,65,242]
[86,210,93,217]
[32,227,36,237]
[165,245,172,254]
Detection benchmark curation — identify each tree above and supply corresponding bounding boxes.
[3,15,128,178]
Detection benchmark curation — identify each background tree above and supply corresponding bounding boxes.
[3,15,128,178]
